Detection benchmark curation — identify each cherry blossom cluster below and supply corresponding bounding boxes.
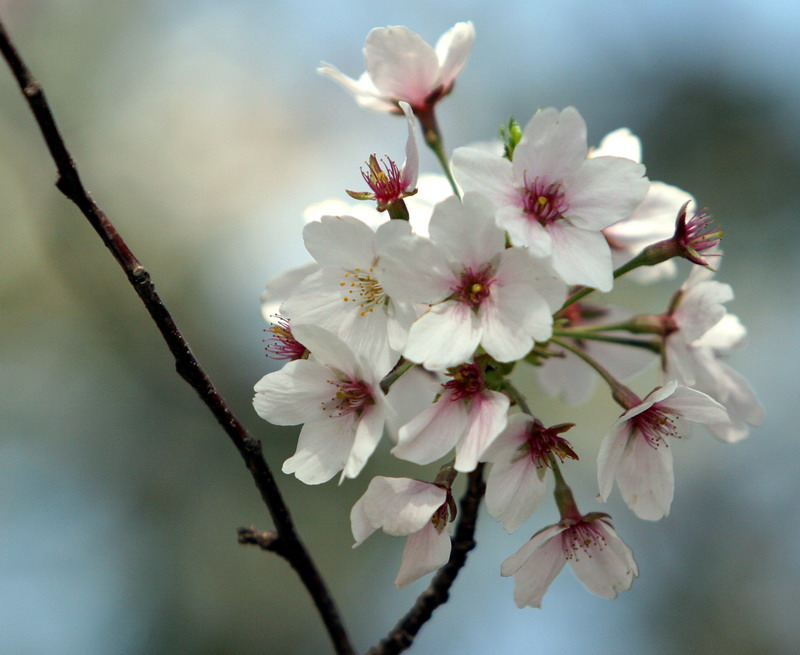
[253,22,762,608]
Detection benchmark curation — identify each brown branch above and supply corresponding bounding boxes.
[0,18,355,655]
[367,465,486,655]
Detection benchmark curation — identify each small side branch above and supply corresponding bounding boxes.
[367,465,486,655]
[0,19,354,655]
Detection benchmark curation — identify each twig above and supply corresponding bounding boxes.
[367,465,486,655]
[0,19,355,655]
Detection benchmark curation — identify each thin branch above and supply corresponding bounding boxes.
[0,19,355,655]
[367,465,486,655]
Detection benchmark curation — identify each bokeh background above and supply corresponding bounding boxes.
[1,1,797,653]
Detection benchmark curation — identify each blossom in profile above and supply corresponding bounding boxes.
[597,381,729,520]
[592,127,693,283]
[351,475,455,588]
[501,512,638,608]
[346,102,419,214]
[253,325,392,484]
[453,107,649,291]
[483,415,577,532]
[319,22,475,113]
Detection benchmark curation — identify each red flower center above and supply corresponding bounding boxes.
[522,174,568,226]
[632,406,678,448]
[322,378,374,417]
[454,264,495,309]
[443,362,486,401]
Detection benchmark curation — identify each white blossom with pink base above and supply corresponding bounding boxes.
[319,22,475,114]
[501,513,638,608]
[253,324,393,484]
[378,192,565,371]
[392,361,509,473]
[452,106,649,291]
[597,380,729,520]
[351,475,455,588]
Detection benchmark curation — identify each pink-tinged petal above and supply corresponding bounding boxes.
[335,307,398,378]
[342,406,386,480]
[395,522,452,588]
[404,301,482,371]
[435,21,475,88]
[486,455,547,533]
[569,521,638,598]
[699,313,747,353]
[364,478,447,536]
[565,156,649,230]
[289,324,362,379]
[364,26,439,104]
[393,393,468,465]
[591,128,642,162]
[398,102,420,188]
[674,280,733,343]
[350,494,378,546]
[657,386,729,424]
[303,215,377,268]
[385,366,440,442]
[479,295,537,363]
[282,416,356,485]
[253,359,333,425]
[261,261,320,320]
[451,147,517,208]
[514,107,588,183]
[498,205,552,256]
[481,412,530,463]
[616,432,674,520]
[428,194,505,268]
[548,222,613,291]
[501,527,567,609]
[597,422,630,501]
[316,63,384,105]
[455,391,510,472]
[377,234,457,304]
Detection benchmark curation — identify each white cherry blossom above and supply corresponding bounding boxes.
[378,193,565,371]
[281,215,417,373]
[452,107,649,291]
[597,381,729,520]
[483,415,577,532]
[319,22,475,113]
[392,361,509,473]
[351,476,454,588]
[253,324,393,484]
[501,513,638,608]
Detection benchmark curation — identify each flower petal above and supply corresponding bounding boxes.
[395,522,452,588]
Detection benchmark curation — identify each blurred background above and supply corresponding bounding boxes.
[1,1,797,653]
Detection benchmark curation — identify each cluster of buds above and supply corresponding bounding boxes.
[253,22,762,607]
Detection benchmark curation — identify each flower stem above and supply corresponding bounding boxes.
[550,337,641,408]
[414,105,461,198]
[552,330,662,353]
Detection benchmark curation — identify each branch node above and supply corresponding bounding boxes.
[238,526,281,552]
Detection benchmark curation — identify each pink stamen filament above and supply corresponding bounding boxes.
[322,378,374,417]
[522,174,568,226]
[632,407,678,448]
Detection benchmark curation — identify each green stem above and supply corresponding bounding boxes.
[552,330,662,353]
[380,358,416,394]
[502,379,535,416]
[550,337,640,408]
[414,105,461,198]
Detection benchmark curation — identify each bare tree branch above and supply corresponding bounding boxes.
[367,465,486,655]
[0,18,355,655]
